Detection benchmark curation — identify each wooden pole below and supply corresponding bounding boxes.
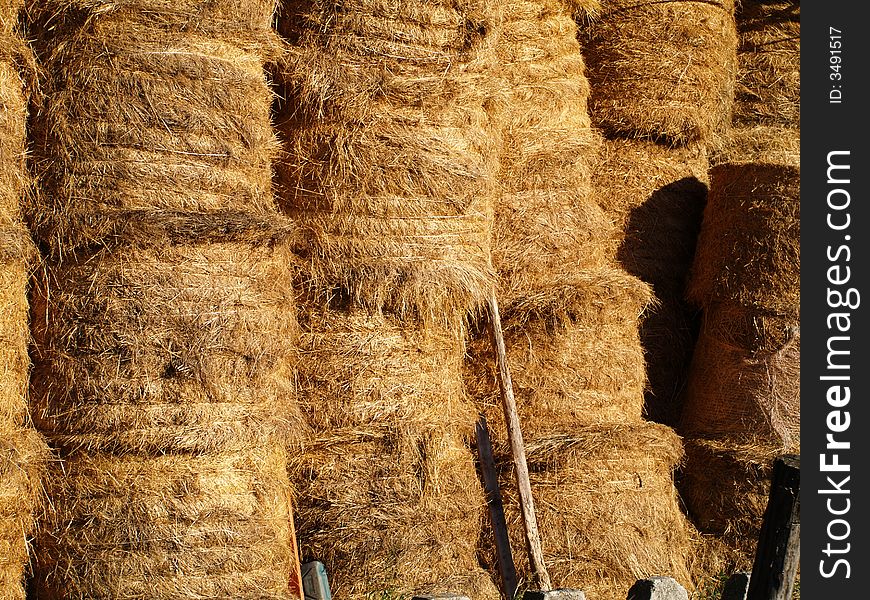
[475,415,519,600]
[288,503,305,599]
[747,454,800,600]
[486,294,552,591]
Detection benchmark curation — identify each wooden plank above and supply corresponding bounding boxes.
[486,294,552,591]
[475,415,519,600]
[747,454,800,600]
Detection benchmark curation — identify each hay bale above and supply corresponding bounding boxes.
[591,139,708,425]
[679,303,799,450]
[678,437,779,570]
[580,0,738,146]
[290,305,498,600]
[466,269,652,440]
[26,1,302,597]
[483,423,694,599]
[732,0,799,128]
[1,4,47,598]
[34,447,297,599]
[25,0,283,254]
[273,0,500,323]
[491,0,612,315]
[686,163,799,318]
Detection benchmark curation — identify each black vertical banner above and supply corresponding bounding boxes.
[802,2,869,597]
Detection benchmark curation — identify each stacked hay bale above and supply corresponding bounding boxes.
[678,0,800,576]
[1,3,47,598]
[465,1,695,597]
[274,1,500,598]
[580,0,738,425]
[678,163,800,570]
[25,1,302,598]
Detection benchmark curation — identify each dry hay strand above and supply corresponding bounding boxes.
[679,302,799,451]
[580,0,738,146]
[33,446,297,600]
[466,268,653,440]
[687,162,799,317]
[491,0,614,315]
[677,436,781,571]
[25,0,285,254]
[273,0,499,322]
[637,293,699,427]
[733,0,799,128]
[712,124,799,166]
[30,242,301,456]
[482,423,693,599]
[290,305,498,600]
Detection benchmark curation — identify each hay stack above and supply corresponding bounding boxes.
[464,2,695,596]
[274,0,500,324]
[490,0,613,316]
[26,1,301,597]
[1,3,47,598]
[580,0,737,146]
[486,424,693,598]
[289,305,496,600]
[274,1,501,597]
[678,162,800,571]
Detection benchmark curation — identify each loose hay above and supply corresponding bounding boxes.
[290,305,498,600]
[712,125,799,167]
[686,162,800,318]
[26,1,302,597]
[580,0,738,146]
[273,0,500,323]
[483,423,694,599]
[1,3,47,598]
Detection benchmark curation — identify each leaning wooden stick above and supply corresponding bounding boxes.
[475,415,519,600]
[486,294,553,591]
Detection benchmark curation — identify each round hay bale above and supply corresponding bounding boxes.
[580,0,738,146]
[686,162,800,317]
[26,0,283,254]
[484,423,694,599]
[679,302,800,450]
[678,437,779,570]
[732,0,799,128]
[33,446,297,600]
[491,0,612,317]
[466,269,652,440]
[273,0,499,322]
[290,305,498,600]
[30,243,302,456]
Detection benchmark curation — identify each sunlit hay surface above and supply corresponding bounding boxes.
[481,423,693,600]
[1,2,48,598]
[25,0,285,255]
[490,0,613,316]
[273,0,501,324]
[580,0,738,147]
[289,304,498,600]
[465,269,653,443]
